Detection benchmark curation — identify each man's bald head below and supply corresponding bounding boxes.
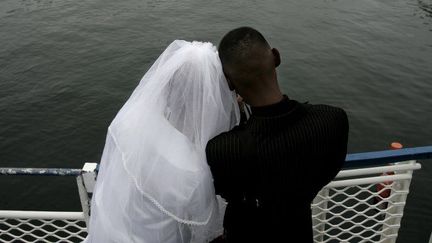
[218,27,282,106]
[219,27,270,67]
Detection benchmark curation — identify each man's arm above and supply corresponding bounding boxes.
[309,107,349,198]
[206,132,243,201]
[324,108,349,169]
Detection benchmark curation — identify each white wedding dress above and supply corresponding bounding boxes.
[84,40,240,243]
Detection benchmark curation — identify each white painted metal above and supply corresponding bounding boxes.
[335,162,421,178]
[312,188,329,242]
[312,160,420,243]
[81,162,98,193]
[0,211,84,220]
[76,162,97,227]
[0,160,422,242]
[327,173,412,187]
[77,174,91,227]
[0,211,87,242]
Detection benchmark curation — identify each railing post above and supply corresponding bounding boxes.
[76,162,98,227]
[379,160,415,243]
[380,143,404,243]
[312,188,329,242]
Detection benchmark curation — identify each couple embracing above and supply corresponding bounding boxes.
[84,27,349,243]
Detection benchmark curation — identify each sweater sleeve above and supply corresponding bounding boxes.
[309,107,349,197]
[327,108,349,180]
[206,132,243,201]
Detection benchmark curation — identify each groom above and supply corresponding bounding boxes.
[206,27,349,242]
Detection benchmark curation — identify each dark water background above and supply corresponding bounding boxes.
[0,0,431,242]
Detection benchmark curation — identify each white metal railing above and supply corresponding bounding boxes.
[311,160,421,243]
[0,146,430,242]
[0,164,97,243]
[0,212,87,242]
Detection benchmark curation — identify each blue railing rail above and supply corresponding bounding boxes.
[0,146,431,176]
[344,145,432,168]
[0,167,82,176]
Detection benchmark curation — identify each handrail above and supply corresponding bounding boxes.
[337,162,421,178]
[344,145,432,168]
[0,210,85,220]
[0,146,431,175]
[0,167,82,176]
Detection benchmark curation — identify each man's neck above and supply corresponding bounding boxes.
[245,90,284,107]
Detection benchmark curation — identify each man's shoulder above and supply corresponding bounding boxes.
[207,125,243,149]
[307,103,346,114]
[205,125,246,167]
[296,103,349,136]
[305,103,348,123]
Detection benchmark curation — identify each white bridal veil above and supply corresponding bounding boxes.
[85,40,240,243]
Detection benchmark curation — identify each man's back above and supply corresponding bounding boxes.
[206,98,349,242]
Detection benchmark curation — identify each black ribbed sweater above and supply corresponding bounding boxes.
[206,97,349,243]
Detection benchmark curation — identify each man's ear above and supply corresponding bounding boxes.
[272,48,281,68]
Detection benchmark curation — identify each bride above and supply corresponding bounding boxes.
[84,40,240,243]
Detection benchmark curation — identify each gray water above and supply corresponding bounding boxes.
[0,0,431,242]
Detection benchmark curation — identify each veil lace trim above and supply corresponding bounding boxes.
[108,127,213,226]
